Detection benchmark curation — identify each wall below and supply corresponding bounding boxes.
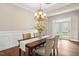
[48,11,79,41]
[0,3,36,51]
[0,3,36,31]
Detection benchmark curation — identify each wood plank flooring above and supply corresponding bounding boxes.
[0,47,19,56]
[0,39,79,56]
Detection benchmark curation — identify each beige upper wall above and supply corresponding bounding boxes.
[0,3,35,31]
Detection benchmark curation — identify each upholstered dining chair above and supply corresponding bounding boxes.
[34,38,54,56]
[22,33,32,40]
[18,33,32,56]
[34,35,59,56]
[52,35,59,56]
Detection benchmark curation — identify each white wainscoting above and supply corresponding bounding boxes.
[0,30,37,51]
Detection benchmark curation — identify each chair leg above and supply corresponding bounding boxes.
[23,52,26,56]
[56,48,58,56]
[53,48,55,56]
[50,53,52,56]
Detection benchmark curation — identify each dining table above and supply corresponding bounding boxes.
[19,35,50,56]
[26,38,46,56]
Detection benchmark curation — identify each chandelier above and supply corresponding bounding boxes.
[34,4,46,21]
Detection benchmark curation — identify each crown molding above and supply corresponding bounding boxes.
[12,3,35,13]
[12,3,71,14]
[12,3,77,17]
[46,3,71,12]
[47,3,79,17]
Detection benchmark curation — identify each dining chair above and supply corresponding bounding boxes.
[34,38,54,56]
[22,33,32,40]
[18,33,32,56]
[52,35,59,56]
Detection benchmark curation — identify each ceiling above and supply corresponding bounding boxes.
[23,3,56,10]
[13,3,71,13]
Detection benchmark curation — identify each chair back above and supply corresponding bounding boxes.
[22,33,32,40]
[53,35,59,48]
[44,38,54,56]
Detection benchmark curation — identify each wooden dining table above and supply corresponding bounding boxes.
[26,39,46,56]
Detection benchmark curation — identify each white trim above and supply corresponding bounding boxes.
[12,3,35,13]
[69,39,79,42]
[0,31,37,51]
[12,3,71,13]
[47,5,79,17]
[46,3,71,12]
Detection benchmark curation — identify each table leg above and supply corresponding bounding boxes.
[19,48,21,56]
[28,48,33,56]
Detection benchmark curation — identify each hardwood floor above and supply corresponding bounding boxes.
[58,40,79,56]
[0,39,79,56]
[0,47,19,56]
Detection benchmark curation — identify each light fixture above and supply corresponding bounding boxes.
[34,3,46,21]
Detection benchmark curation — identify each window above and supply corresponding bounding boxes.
[52,17,71,39]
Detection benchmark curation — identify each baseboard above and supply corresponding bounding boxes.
[0,46,18,52]
[59,38,79,42]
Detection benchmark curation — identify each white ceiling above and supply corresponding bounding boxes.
[23,3,56,10]
[13,3,71,13]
